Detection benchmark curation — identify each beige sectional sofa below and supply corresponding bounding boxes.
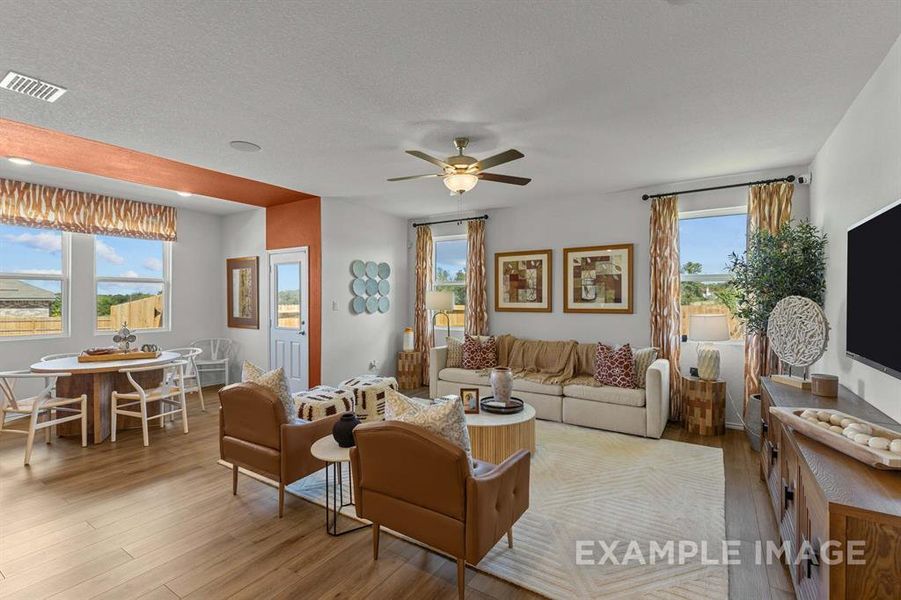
[429,344,670,438]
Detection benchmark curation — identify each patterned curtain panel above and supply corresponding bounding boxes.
[0,178,177,241]
[464,219,488,336]
[649,195,682,421]
[743,182,793,418]
[414,225,434,382]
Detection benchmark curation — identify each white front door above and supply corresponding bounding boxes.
[269,249,309,392]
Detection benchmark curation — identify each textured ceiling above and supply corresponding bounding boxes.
[0,0,898,216]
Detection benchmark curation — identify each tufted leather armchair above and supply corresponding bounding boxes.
[350,420,530,599]
[219,382,339,517]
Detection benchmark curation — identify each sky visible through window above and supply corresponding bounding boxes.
[679,214,746,274]
[435,238,467,282]
[0,223,62,291]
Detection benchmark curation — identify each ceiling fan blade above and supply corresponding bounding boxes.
[478,172,531,186]
[469,149,524,172]
[406,150,451,169]
[387,173,443,182]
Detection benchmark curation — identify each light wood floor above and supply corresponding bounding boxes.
[0,389,792,600]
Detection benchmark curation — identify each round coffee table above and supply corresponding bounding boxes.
[465,401,536,464]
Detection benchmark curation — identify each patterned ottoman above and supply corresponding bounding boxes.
[293,386,355,421]
[338,375,398,422]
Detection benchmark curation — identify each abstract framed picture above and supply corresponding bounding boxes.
[494,249,552,312]
[226,256,259,329]
[563,244,633,314]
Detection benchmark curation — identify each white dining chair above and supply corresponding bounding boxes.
[39,352,81,362]
[167,347,206,411]
[0,371,87,465]
[111,360,189,447]
[190,338,234,387]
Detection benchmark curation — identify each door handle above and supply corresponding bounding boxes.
[298,330,306,336]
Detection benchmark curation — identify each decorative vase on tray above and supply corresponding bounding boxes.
[489,367,513,405]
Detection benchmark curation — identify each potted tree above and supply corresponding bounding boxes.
[727,221,827,450]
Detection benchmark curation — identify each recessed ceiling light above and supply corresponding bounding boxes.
[229,140,262,153]
[7,157,32,166]
[176,191,192,197]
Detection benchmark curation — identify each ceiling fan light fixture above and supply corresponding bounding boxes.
[443,173,478,194]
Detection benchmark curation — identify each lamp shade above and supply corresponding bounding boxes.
[426,290,455,311]
[689,313,730,342]
[443,173,479,194]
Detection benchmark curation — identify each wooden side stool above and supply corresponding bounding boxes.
[396,351,422,390]
[682,375,726,436]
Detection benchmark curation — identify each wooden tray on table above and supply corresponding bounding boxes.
[77,351,161,363]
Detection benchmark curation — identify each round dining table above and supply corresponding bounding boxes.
[31,351,180,444]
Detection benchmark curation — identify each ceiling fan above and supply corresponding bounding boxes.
[388,137,530,195]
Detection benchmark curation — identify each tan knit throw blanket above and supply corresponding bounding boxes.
[482,334,578,384]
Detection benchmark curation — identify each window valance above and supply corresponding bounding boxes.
[0,178,177,241]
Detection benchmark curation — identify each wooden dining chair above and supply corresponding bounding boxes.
[190,338,234,387]
[111,360,189,447]
[166,347,206,411]
[0,370,88,465]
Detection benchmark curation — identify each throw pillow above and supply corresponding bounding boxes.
[385,388,474,467]
[242,361,295,421]
[632,347,659,389]
[594,343,636,389]
[446,336,464,368]
[462,334,497,370]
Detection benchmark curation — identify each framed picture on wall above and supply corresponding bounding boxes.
[494,249,552,312]
[563,244,633,314]
[226,256,260,329]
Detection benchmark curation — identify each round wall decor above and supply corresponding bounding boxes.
[378,296,390,313]
[378,279,390,295]
[365,296,378,313]
[767,296,830,368]
[351,260,365,277]
[378,262,391,279]
[365,278,379,295]
[351,296,366,314]
[351,278,366,296]
[365,261,378,278]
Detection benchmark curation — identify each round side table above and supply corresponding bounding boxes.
[465,401,536,464]
[310,435,370,536]
[682,375,726,436]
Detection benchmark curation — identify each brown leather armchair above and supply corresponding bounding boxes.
[350,421,530,599]
[219,382,339,517]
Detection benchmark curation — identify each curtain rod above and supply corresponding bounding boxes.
[641,175,796,201]
[411,214,489,228]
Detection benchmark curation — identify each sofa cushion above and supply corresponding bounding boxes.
[446,336,464,368]
[563,382,646,407]
[632,347,659,389]
[512,377,563,396]
[439,368,490,386]
[462,334,497,369]
[594,343,636,389]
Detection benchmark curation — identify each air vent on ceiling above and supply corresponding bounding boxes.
[1,71,67,102]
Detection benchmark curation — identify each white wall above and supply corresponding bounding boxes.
[321,198,409,384]
[220,207,269,383]
[809,35,901,423]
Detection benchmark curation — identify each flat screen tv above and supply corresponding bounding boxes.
[847,198,901,380]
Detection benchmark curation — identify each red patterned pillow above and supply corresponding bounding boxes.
[594,343,636,388]
[462,335,498,369]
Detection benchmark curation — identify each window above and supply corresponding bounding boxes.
[434,235,467,330]
[678,206,746,340]
[0,224,69,338]
[94,235,170,332]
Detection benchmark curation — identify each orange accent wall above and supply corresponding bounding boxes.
[266,198,322,387]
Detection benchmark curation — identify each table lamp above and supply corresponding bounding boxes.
[426,290,455,338]
[689,313,730,380]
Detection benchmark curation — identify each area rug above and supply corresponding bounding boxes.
[239,420,728,599]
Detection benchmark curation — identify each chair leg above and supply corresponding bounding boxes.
[232,463,238,495]
[80,396,88,448]
[25,410,40,466]
[372,524,381,560]
[45,409,55,443]
[140,397,150,447]
[180,389,189,434]
[197,382,206,412]
[0,407,5,436]
[456,558,466,600]
[110,393,118,443]
[507,528,513,548]
[225,362,230,387]
[278,482,285,518]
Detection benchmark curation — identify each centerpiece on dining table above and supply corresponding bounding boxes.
[76,323,161,363]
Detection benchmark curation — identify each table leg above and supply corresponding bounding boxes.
[323,461,369,537]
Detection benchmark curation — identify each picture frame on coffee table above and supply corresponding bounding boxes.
[494,249,552,312]
[563,243,633,314]
[460,388,480,414]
